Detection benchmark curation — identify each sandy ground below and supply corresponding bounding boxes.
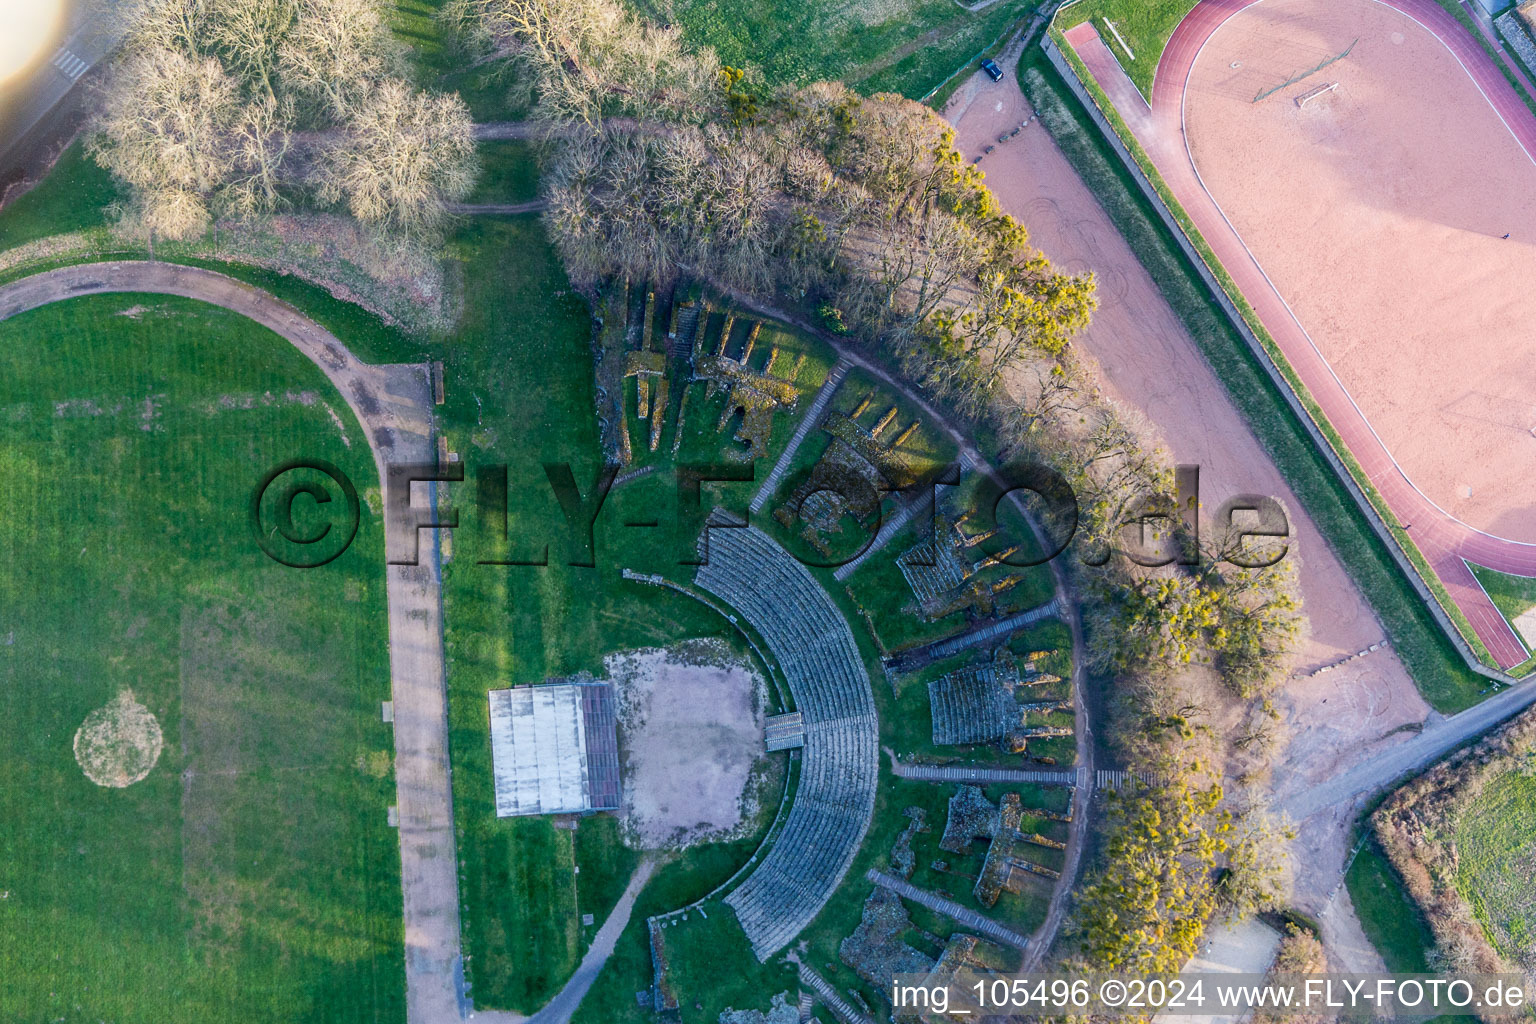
[1159,915,1283,1024]
[945,67,1429,912]
[1184,0,1536,542]
[607,642,767,849]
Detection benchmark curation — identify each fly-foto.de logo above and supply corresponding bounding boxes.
[250,460,1290,570]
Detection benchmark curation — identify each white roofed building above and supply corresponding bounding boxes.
[487,680,620,817]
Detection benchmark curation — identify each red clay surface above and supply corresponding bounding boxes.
[1065,0,1536,669]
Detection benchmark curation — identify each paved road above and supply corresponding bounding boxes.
[0,0,128,170]
[1065,0,1536,669]
[1281,673,1536,821]
[497,858,659,1024]
[0,261,472,1023]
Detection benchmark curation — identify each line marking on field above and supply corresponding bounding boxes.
[1173,0,1536,551]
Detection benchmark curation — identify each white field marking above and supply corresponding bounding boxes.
[1175,0,1536,552]
[1104,17,1136,59]
[1463,557,1534,659]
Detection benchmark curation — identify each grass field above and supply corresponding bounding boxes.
[428,218,794,1012]
[0,14,1089,1013]
[1019,44,1486,712]
[1455,772,1536,962]
[0,143,121,252]
[629,0,1034,98]
[1345,841,1435,974]
[1345,842,1462,1024]
[0,294,403,1022]
[1055,0,1196,99]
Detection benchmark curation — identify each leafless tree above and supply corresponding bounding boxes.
[318,80,477,236]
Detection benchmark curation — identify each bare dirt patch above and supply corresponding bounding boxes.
[1184,0,1536,542]
[607,641,768,849]
[73,688,163,788]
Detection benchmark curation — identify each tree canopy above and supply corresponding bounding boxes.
[91,0,476,238]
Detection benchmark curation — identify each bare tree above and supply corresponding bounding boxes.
[96,0,471,239]
[472,0,718,127]
[318,80,477,237]
[278,0,404,120]
[91,45,239,237]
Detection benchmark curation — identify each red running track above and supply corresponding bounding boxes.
[1065,1,1536,670]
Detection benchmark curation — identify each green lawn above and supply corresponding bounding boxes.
[427,218,781,1012]
[1455,772,1536,962]
[1345,841,1434,974]
[1056,0,1196,99]
[0,142,121,252]
[629,0,1034,98]
[0,295,402,1022]
[1019,45,1486,712]
[0,16,1091,1013]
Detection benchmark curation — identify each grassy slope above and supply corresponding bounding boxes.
[1018,46,1486,712]
[0,143,120,251]
[628,0,1031,99]
[1055,0,1196,99]
[0,295,402,1022]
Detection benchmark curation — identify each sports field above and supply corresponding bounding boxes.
[1063,0,1536,669]
[0,295,402,1022]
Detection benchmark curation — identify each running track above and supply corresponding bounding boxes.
[1065,0,1536,670]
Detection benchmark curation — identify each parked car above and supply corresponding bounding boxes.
[980,58,1004,82]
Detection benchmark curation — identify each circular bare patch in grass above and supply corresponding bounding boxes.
[74,689,163,788]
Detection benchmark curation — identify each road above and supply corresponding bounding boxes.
[1282,673,1536,821]
[0,0,129,172]
[501,858,659,1024]
[0,261,473,1023]
[1065,0,1536,669]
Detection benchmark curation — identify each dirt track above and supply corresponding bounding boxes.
[1065,0,1536,668]
[946,63,1427,917]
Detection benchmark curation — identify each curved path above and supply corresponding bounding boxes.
[0,261,471,1024]
[1065,0,1536,668]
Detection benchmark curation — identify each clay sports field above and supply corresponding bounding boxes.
[1066,0,1536,669]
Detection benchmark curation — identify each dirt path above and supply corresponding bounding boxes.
[511,858,659,1024]
[0,261,472,1024]
[945,57,1428,910]
[448,200,549,216]
[1067,0,1536,668]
